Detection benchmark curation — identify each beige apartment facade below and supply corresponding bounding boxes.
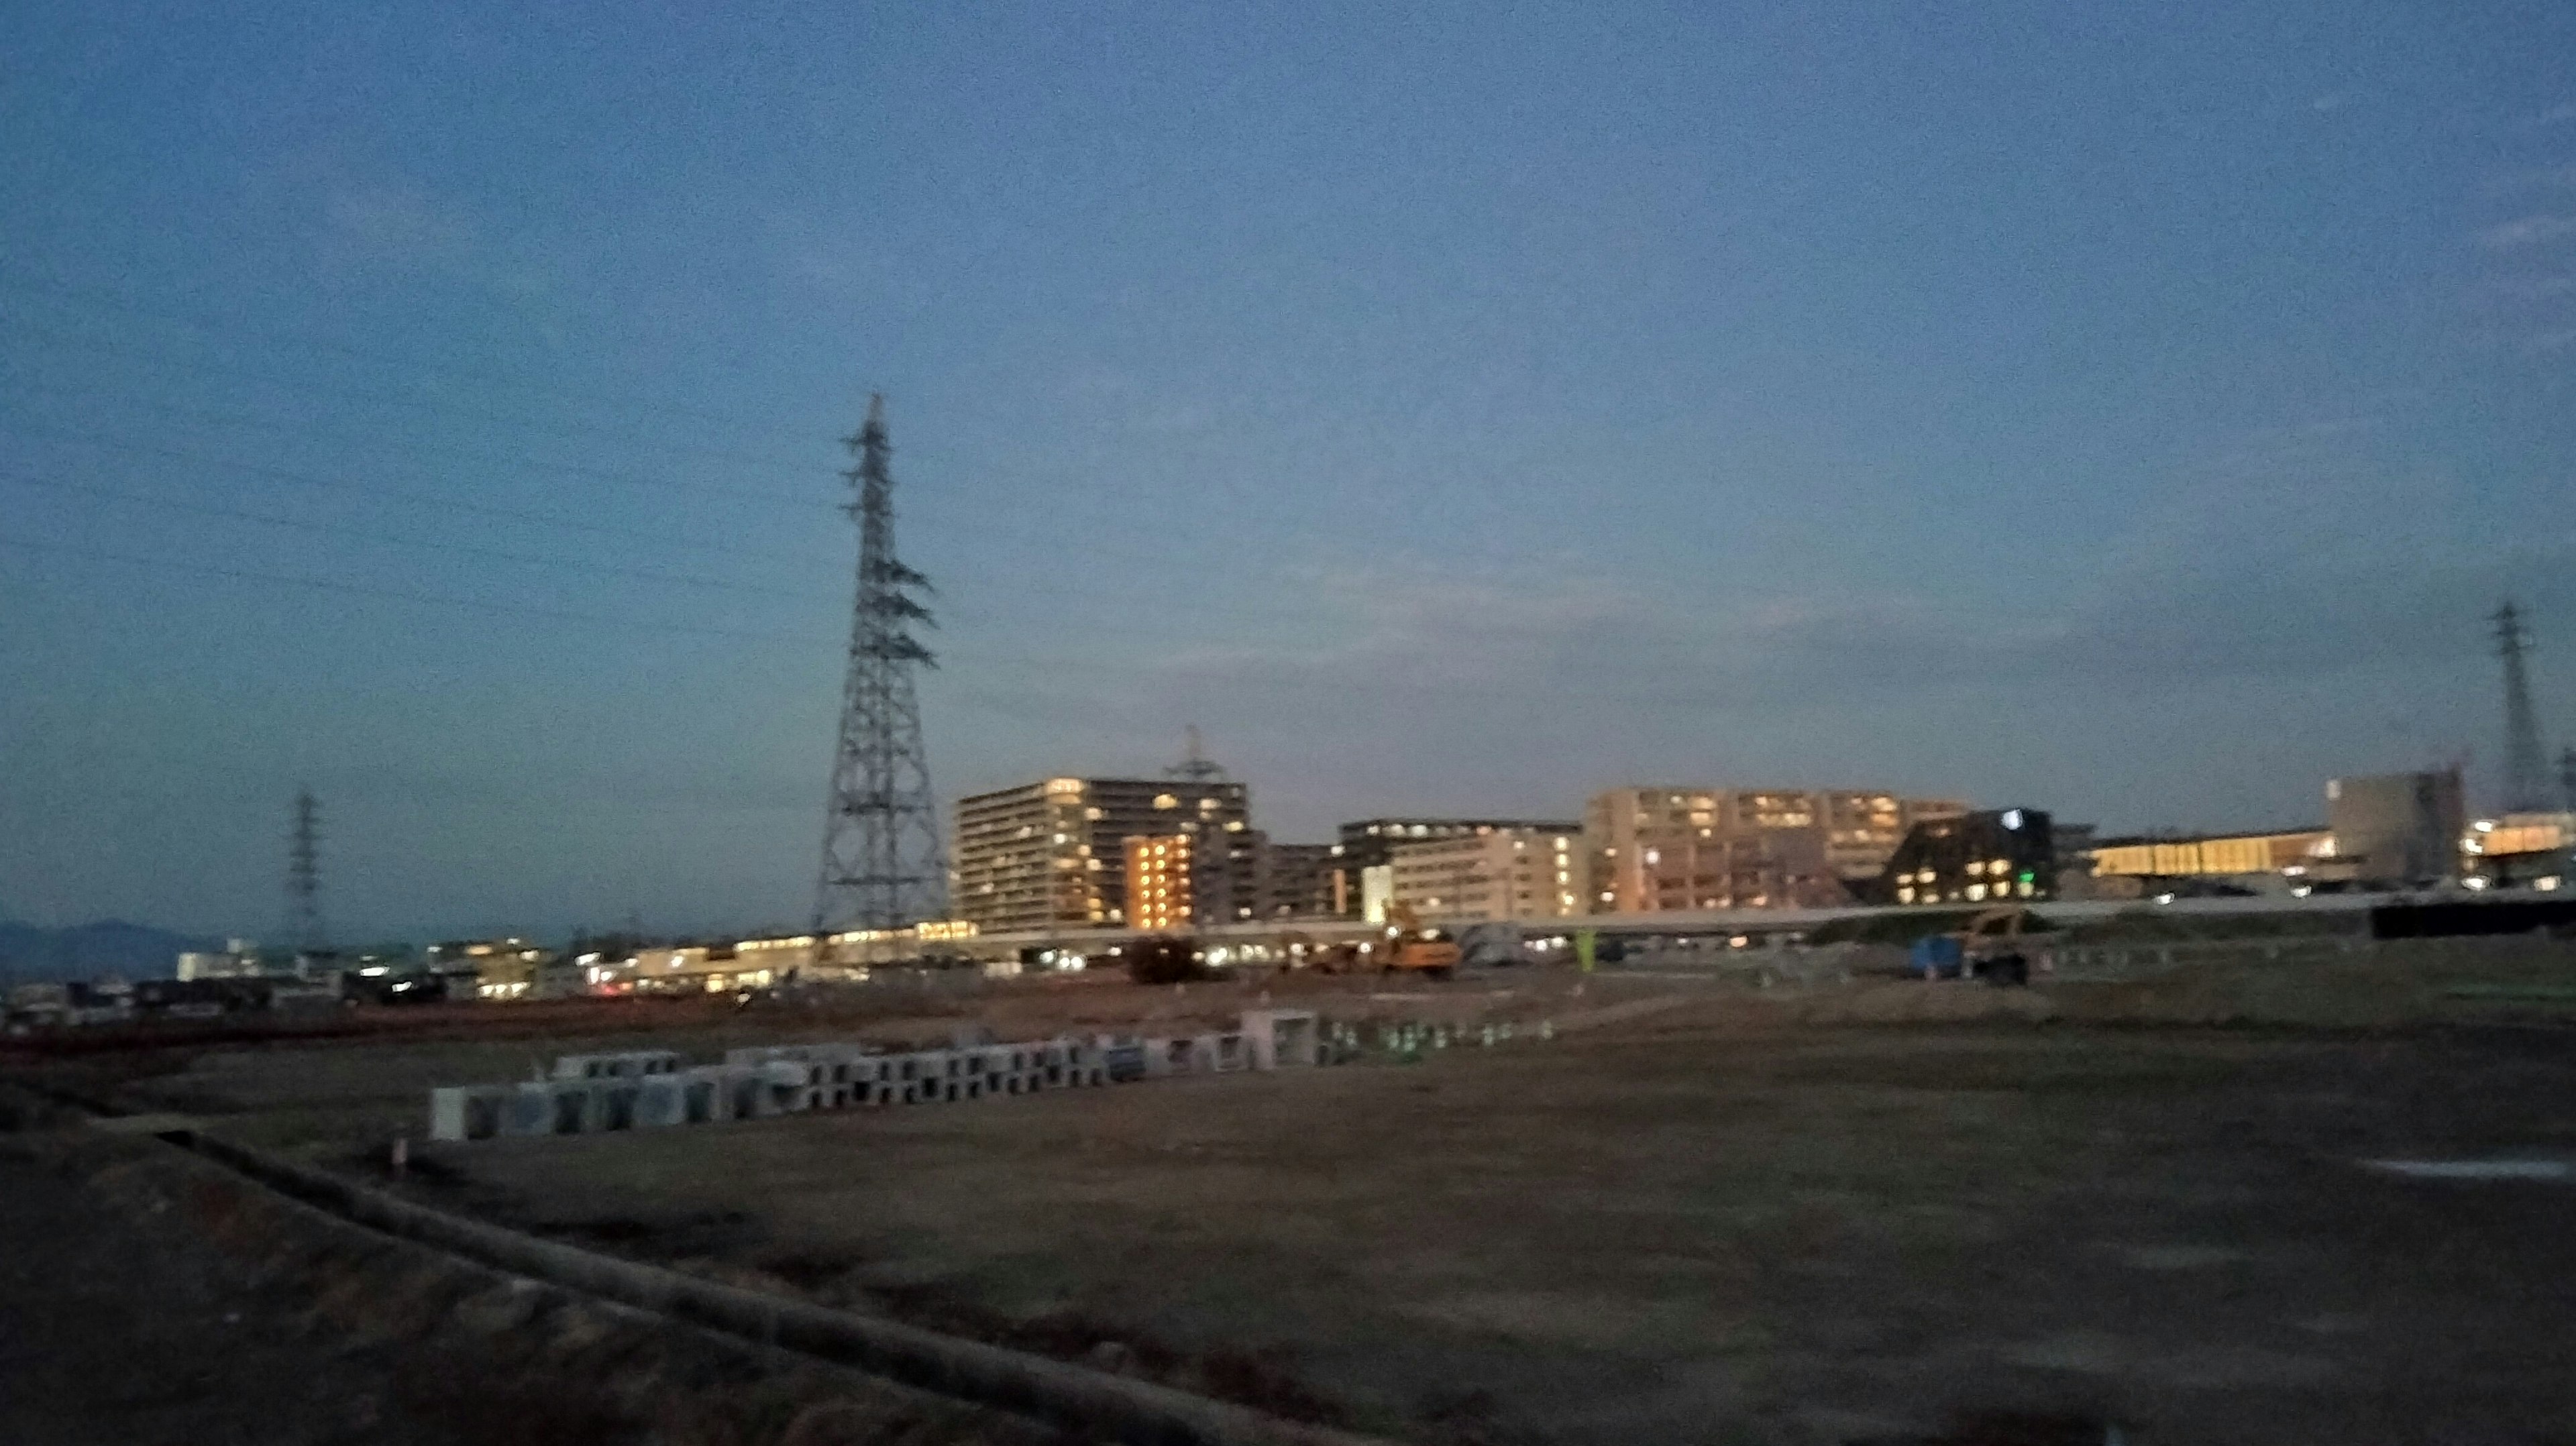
[1387,826,1586,924]
[1585,787,1970,912]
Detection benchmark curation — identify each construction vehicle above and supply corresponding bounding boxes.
[1377,903,1462,979]
[1910,905,2037,985]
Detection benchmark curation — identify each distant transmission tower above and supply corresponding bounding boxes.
[286,788,323,954]
[1166,724,1227,782]
[2493,600,2549,813]
[814,395,946,931]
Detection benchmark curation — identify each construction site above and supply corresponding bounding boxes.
[8,920,2576,1446]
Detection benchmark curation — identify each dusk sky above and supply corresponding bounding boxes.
[5,3,2575,940]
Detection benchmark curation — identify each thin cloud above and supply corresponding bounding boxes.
[2479,215,2576,250]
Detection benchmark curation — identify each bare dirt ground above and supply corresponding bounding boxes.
[0,1143,481,1446]
[17,938,2576,1445]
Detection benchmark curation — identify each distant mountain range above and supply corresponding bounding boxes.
[0,920,220,982]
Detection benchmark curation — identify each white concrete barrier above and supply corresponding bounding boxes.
[1240,1010,1320,1070]
[429,1084,509,1142]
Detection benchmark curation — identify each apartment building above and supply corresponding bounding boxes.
[1584,787,1968,912]
[952,776,1254,933]
[1326,817,1579,918]
[1387,826,1587,924]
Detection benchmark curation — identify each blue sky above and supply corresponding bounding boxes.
[3,2,2573,939]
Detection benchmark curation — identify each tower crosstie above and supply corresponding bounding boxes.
[814,395,947,931]
[2493,601,2548,815]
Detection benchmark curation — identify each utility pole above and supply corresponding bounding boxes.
[814,396,947,932]
[2493,601,2549,814]
[2559,746,2576,814]
[287,788,323,958]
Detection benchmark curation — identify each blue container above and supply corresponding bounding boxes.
[1911,934,1965,980]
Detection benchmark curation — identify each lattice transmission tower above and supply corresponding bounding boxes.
[814,396,947,931]
[2493,600,2550,814]
[286,787,323,954]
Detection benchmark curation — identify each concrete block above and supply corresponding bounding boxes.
[758,1060,812,1114]
[543,1081,600,1135]
[429,1084,508,1142]
[672,1068,724,1123]
[500,1082,553,1136]
[1105,1039,1149,1082]
[599,1081,639,1130]
[555,1050,684,1081]
[1241,1009,1320,1069]
[721,1066,768,1120]
[634,1076,688,1129]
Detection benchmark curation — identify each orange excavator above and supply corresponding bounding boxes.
[1377,903,1461,979]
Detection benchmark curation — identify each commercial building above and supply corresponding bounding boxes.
[174,939,268,981]
[2088,829,2332,895]
[1584,788,1966,912]
[1326,818,1579,920]
[1881,808,2057,905]
[1387,828,1587,924]
[2326,770,2465,887]
[952,776,1254,933]
[424,938,552,1001]
[2462,812,2573,889]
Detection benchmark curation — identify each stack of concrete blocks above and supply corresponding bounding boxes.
[433,1021,1244,1144]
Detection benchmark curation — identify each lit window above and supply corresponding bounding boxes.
[1155,794,1179,809]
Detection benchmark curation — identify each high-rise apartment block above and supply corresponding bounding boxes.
[1584,787,1968,912]
[1388,826,1587,924]
[952,777,1253,933]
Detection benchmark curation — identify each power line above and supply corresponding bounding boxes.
[0,312,843,480]
[0,534,1093,679]
[0,535,840,648]
[0,372,836,508]
[0,272,810,447]
[0,473,839,604]
[1,419,1330,629]
[0,422,843,566]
